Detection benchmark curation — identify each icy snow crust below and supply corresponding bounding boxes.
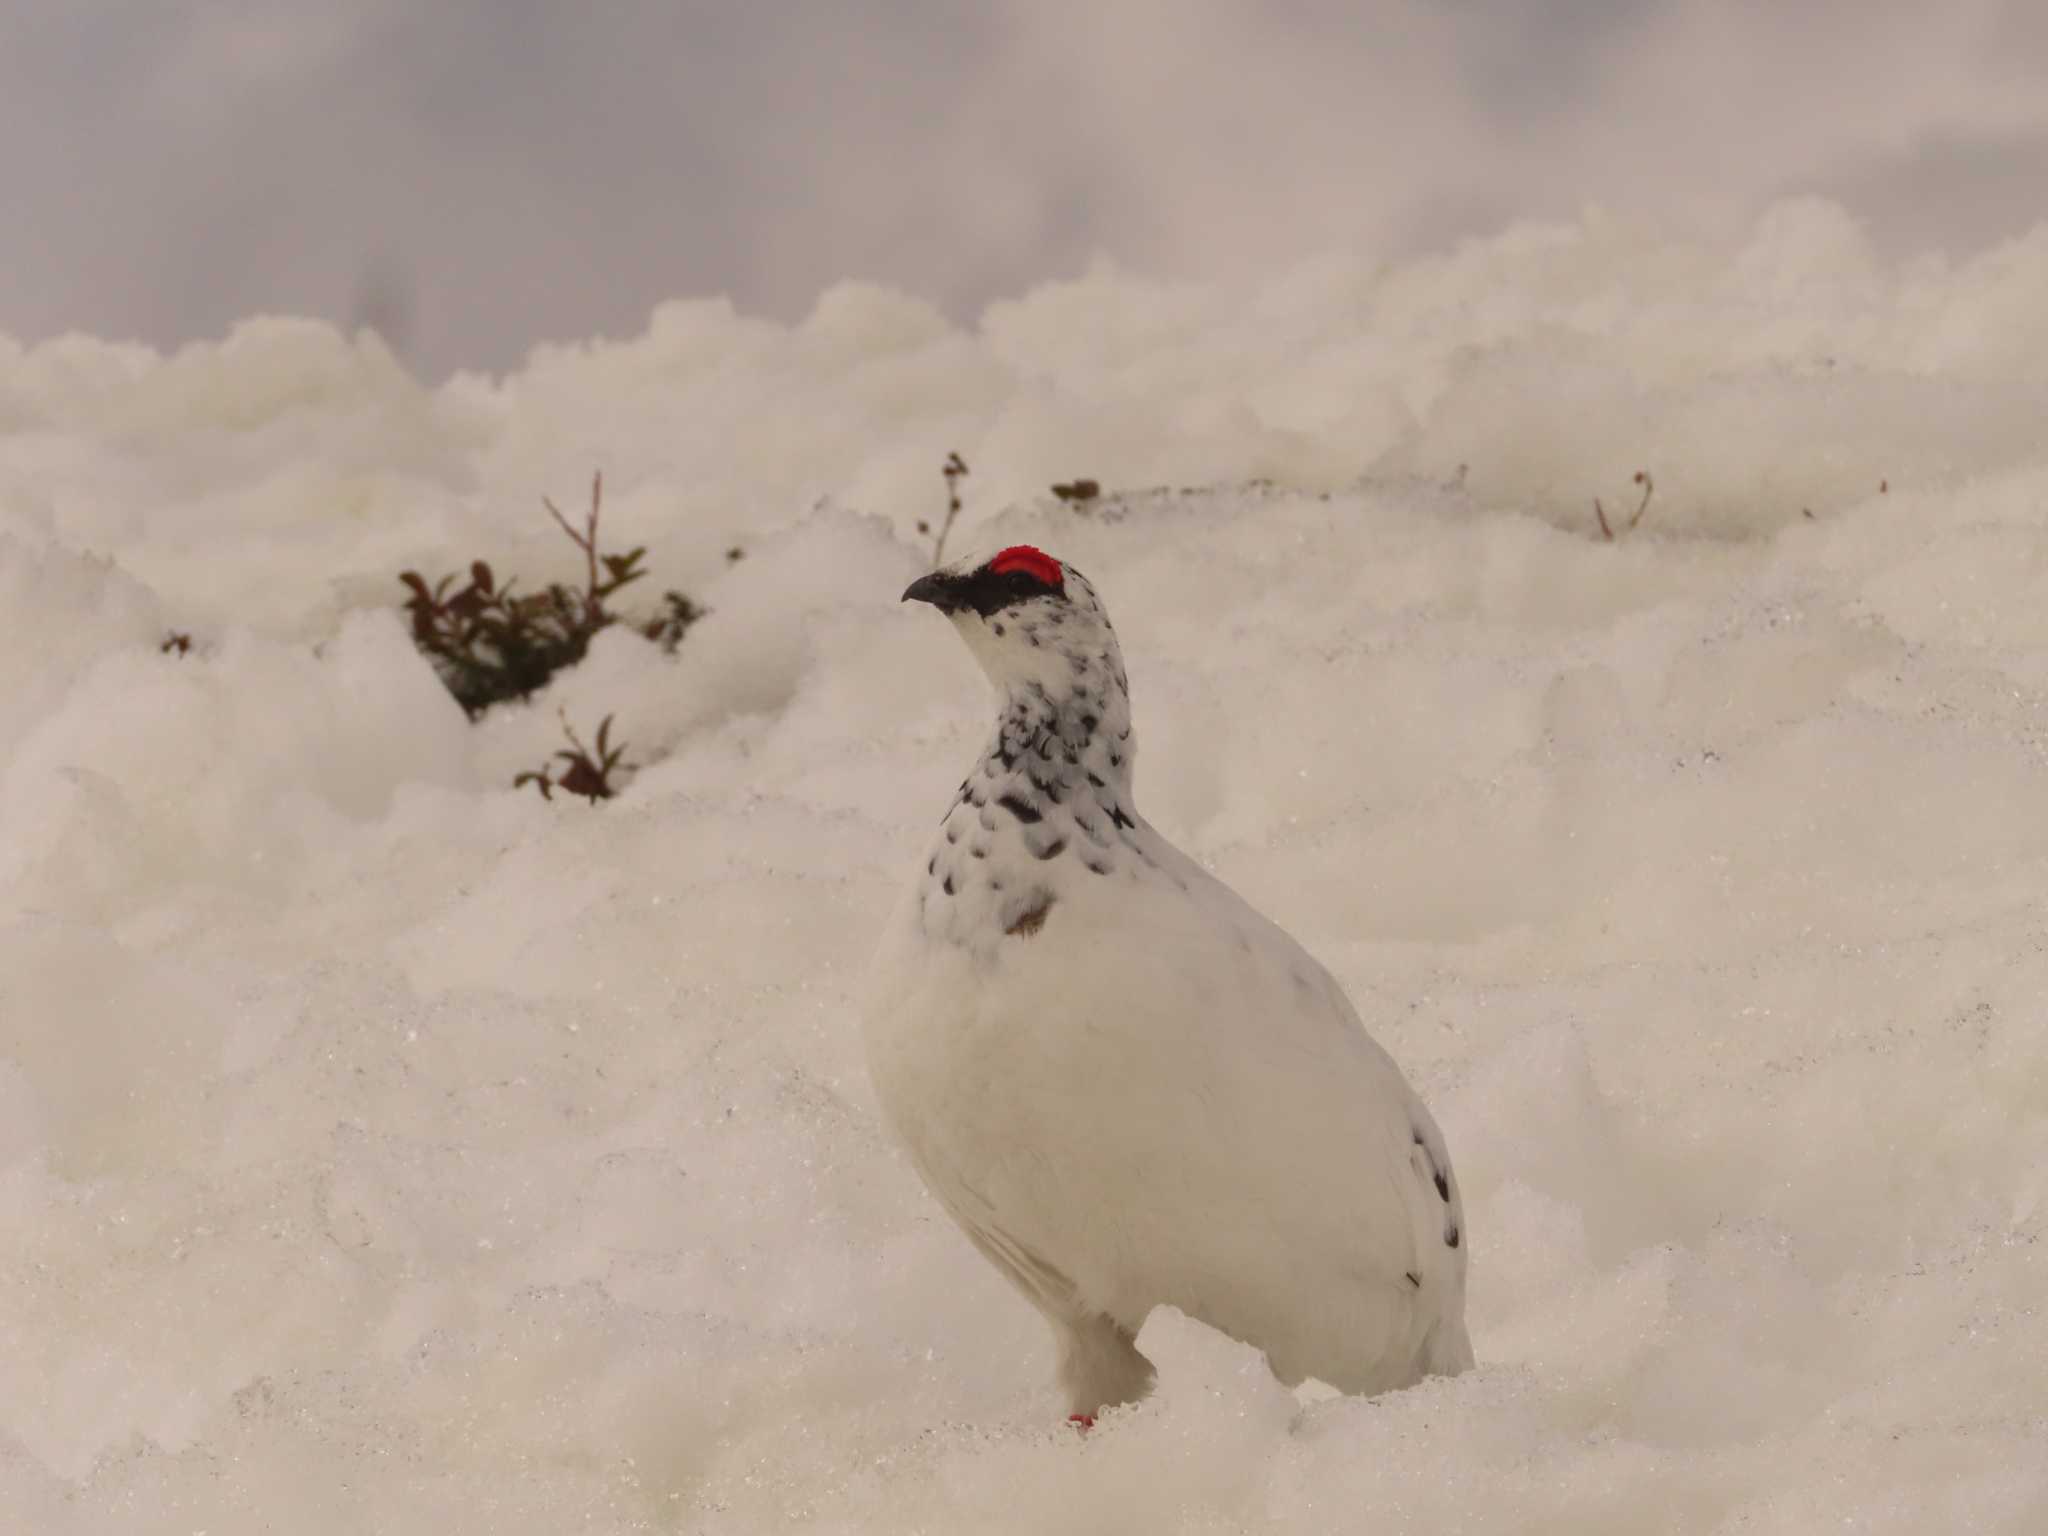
[3,202,2046,1531]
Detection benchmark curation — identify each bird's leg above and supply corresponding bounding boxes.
[1053,1311,1155,1419]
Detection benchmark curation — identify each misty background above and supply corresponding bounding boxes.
[5,0,2046,380]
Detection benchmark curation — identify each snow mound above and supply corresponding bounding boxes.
[2,202,2046,1532]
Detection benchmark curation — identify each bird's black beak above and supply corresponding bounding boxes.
[902,571,958,612]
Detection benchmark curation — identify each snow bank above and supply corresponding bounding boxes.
[2,201,2046,1532]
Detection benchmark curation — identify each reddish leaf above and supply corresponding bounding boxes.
[557,759,608,799]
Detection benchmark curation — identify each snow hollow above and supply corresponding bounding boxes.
[3,200,2046,1532]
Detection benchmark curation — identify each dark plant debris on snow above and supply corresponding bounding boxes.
[1593,471,1655,541]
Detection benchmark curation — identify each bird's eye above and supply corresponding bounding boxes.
[987,546,1064,591]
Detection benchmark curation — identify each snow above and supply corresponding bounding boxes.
[4,200,2047,1532]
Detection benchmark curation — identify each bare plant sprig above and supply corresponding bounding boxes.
[915,452,971,566]
[1594,471,1655,541]
[515,710,632,802]
[542,471,649,626]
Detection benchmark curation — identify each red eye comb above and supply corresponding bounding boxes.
[988,546,1063,589]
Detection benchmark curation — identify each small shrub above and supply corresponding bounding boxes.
[400,560,584,715]
[400,471,692,717]
[1051,478,1100,505]
[515,711,632,802]
[160,631,193,656]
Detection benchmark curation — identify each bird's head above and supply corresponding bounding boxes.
[902,545,1125,700]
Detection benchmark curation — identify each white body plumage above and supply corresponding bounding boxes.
[864,547,1472,1414]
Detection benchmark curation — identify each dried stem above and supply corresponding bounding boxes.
[1626,471,1655,530]
[929,452,970,566]
[1594,470,1655,541]
[542,470,604,613]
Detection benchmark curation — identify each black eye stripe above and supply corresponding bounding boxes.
[942,566,1062,617]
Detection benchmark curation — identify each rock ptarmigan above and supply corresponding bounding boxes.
[864,545,1473,1419]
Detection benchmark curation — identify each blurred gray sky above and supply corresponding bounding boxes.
[4,1,2045,378]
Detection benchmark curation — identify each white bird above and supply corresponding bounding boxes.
[864,545,1472,1420]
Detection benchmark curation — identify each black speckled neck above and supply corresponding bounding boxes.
[916,641,1145,944]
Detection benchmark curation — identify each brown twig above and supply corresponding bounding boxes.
[1594,471,1655,541]
[1626,471,1654,530]
[917,452,971,566]
[542,471,604,616]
